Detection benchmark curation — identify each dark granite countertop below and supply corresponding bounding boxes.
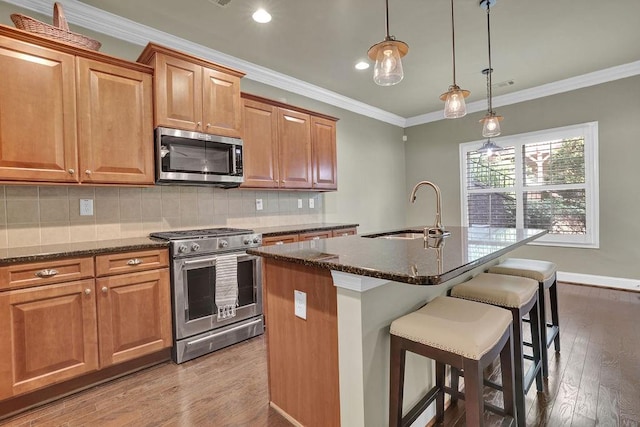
[254,223,359,237]
[0,237,168,266]
[247,226,546,285]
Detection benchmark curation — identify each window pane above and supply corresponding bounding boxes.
[523,190,586,234]
[523,138,585,186]
[468,192,516,228]
[466,147,516,190]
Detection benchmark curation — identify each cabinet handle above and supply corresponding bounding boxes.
[101,286,108,293]
[312,236,321,240]
[68,168,75,175]
[85,170,92,175]
[127,258,143,266]
[341,233,348,236]
[275,241,284,245]
[84,288,92,295]
[35,269,59,278]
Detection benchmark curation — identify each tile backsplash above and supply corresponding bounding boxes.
[0,186,324,248]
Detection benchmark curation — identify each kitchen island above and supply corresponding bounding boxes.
[247,226,546,427]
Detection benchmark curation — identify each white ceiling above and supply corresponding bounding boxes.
[7,0,640,124]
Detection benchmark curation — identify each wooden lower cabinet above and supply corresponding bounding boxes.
[0,279,99,400]
[0,249,172,402]
[96,269,172,367]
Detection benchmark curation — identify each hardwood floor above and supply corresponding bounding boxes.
[1,283,638,426]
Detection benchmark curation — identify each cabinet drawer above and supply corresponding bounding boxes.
[0,257,94,291]
[332,228,357,237]
[96,249,169,277]
[262,234,299,246]
[299,231,332,241]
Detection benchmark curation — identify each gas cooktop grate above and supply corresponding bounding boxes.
[150,227,253,240]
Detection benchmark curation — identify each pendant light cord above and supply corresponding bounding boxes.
[450,0,457,86]
[486,2,493,113]
[385,0,390,38]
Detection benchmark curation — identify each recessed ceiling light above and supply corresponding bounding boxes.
[252,8,272,23]
[355,61,370,70]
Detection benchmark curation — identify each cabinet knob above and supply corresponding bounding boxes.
[206,123,211,128]
[68,169,75,175]
[196,122,201,127]
[35,269,58,278]
[101,286,108,293]
[85,170,92,175]
[84,288,92,295]
[127,258,143,266]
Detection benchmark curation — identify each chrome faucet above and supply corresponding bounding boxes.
[409,181,450,238]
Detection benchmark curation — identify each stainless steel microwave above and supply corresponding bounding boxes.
[155,127,244,187]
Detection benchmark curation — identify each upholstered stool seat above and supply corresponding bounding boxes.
[389,296,517,427]
[451,273,544,427]
[489,258,560,377]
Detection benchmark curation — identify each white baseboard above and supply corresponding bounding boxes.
[558,271,640,292]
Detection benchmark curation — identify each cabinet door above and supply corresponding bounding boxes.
[262,234,300,246]
[0,279,98,399]
[277,108,312,189]
[311,117,338,190]
[332,227,357,237]
[76,58,154,184]
[241,99,279,188]
[202,68,242,138]
[0,36,77,183]
[96,269,172,367]
[154,53,202,131]
[299,231,332,241]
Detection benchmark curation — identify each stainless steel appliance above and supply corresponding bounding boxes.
[150,228,263,363]
[155,127,244,187]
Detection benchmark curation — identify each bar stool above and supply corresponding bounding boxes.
[450,273,544,427]
[389,296,516,427]
[488,258,560,377]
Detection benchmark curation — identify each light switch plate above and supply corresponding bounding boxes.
[256,198,263,211]
[298,199,303,209]
[294,290,307,320]
[80,199,93,216]
[309,198,315,209]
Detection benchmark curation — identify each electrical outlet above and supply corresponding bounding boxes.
[79,199,93,216]
[255,198,263,211]
[297,199,303,209]
[294,290,307,319]
[309,198,315,209]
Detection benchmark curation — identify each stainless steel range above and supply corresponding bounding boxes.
[150,228,263,363]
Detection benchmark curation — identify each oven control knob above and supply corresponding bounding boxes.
[253,237,260,244]
[219,240,229,248]
[191,243,200,252]
[178,244,188,253]
[243,238,251,245]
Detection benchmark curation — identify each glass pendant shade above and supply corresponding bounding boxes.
[372,42,405,86]
[480,113,503,137]
[441,86,470,118]
[478,139,503,163]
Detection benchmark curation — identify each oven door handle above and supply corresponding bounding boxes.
[181,253,258,267]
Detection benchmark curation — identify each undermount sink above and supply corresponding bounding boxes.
[363,230,425,239]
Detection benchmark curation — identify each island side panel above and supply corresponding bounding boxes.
[263,259,340,427]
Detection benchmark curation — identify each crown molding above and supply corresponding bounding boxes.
[5,0,640,129]
[3,0,406,127]
[406,60,640,127]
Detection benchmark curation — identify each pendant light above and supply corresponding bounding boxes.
[479,0,503,137]
[440,0,470,118]
[477,138,503,162]
[367,0,408,86]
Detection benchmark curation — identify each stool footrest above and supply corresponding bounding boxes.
[547,325,560,347]
[443,384,510,417]
[402,385,441,427]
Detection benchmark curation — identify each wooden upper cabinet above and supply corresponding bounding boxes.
[241,98,279,188]
[0,279,98,399]
[0,27,155,186]
[278,108,312,189]
[76,58,154,184]
[0,35,77,183]
[138,43,244,137]
[311,117,338,190]
[152,53,202,130]
[202,68,242,138]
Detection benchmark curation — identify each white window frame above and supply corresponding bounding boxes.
[459,122,599,248]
